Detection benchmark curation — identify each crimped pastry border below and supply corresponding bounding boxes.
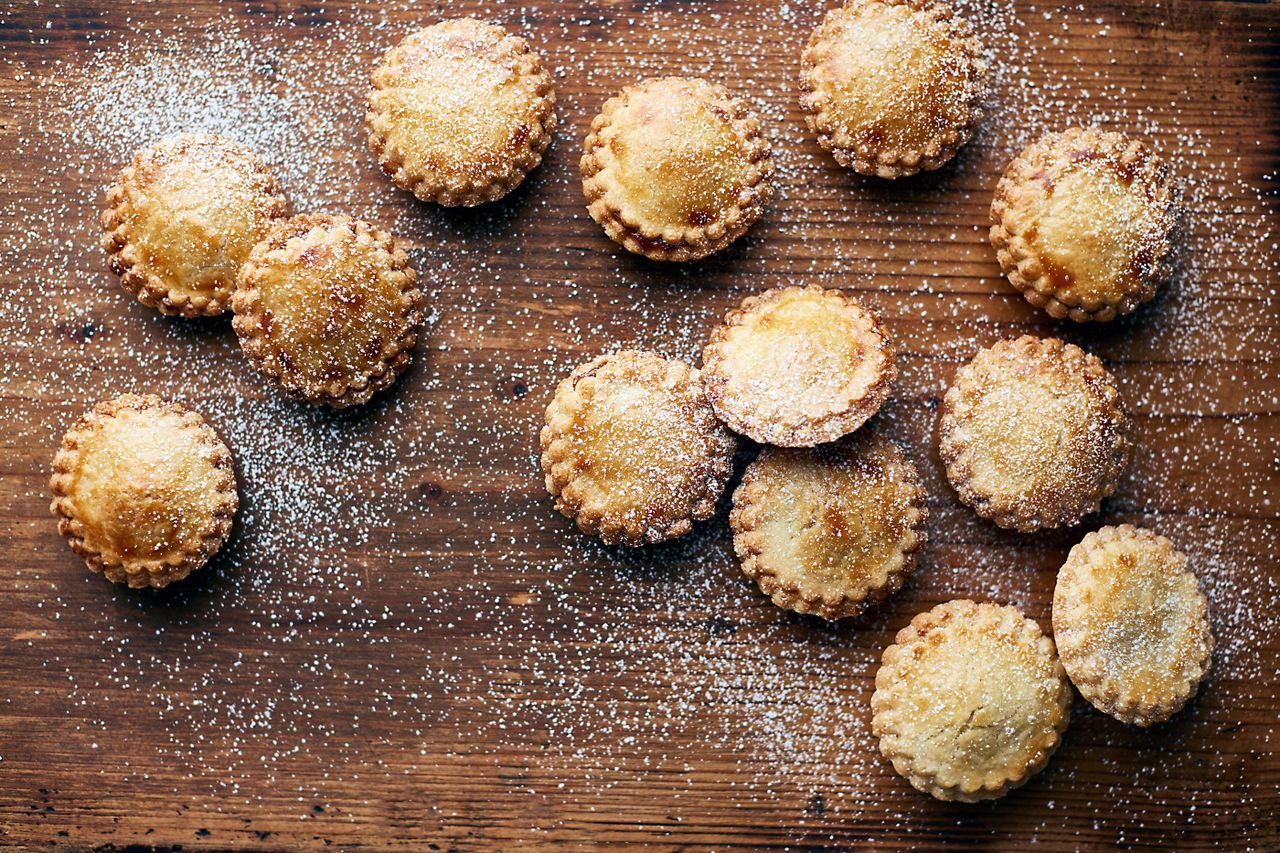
[729,435,928,620]
[539,350,737,547]
[701,284,896,447]
[989,126,1178,322]
[231,213,424,409]
[366,18,557,207]
[871,599,1073,802]
[1052,524,1214,726]
[580,76,774,262]
[798,0,987,179]
[100,133,289,317]
[938,335,1130,532]
[48,394,239,589]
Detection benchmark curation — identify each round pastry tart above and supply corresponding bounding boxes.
[49,394,238,589]
[701,284,895,447]
[871,600,1073,802]
[799,0,987,178]
[101,133,289,316]
[231,213,423,408]
[938,335,1130,531]
[1053,525,1213,726]
[990,126,1178,322]
[540,350,737,547]
[581,76,774,262]
[730,432,927,620]
[366,18,557,206]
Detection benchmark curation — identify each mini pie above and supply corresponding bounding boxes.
[799,0,987,179]
[540,350,737,546]
[701,284,895,447]
[990,126,1178,322]
[938,336,1130,531]
[49,394,238,589]
[581,77,774,262]
[1053,525,1213,726]
[871,600,1073,802]
[730,432,927,620]
[231,213,423,408]
[366,18,557,206]
[101,133,289,316]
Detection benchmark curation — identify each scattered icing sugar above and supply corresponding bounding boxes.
[0,0,1276,846]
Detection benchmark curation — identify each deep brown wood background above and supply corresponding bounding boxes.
[1,0,1278,850]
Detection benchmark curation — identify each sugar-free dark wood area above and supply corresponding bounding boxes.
[1,0,1277,850]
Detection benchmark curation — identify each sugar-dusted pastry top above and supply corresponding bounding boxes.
[991,126,1178,322]
[367,18,556,206]
[232,213,423,408]
[939,335,1129,531]
[101,133,288,316]
[49,394,238,588]
[872,599,1073,802]
[1053,525,1213,726]
[800,0,986,178]
[582,76,773,261]
[731,432,926,620]
[540,350,737,546]
[702,284,895,447]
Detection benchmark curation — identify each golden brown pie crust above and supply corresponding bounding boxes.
[366,18,557,206]
[540,350,737,546]
[730,432,927,620]
[938,335,1130,531]
[872,599,1073,802]
[101,133,289,317]
[1053,525,1213,726]
[49,394,238,589]
[990,126,1178,322]
[231,213,424,408]
[701,284,895,447]
[581,77,774,262]
[799,0,987,178]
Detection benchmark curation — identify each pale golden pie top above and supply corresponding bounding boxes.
[800,0,986,178]
[871,599,1073,802]
[100,133,288,317]
[701,285,895,447]
[938,335,1130,531]
[1053,525,1213,726]
[231,214,423,409]
[990,126,1178,322]
[367,18,557,206]
[581,76,774,262]
[49,394,238,589]
[540,350,737,546]
[730,432,926,620]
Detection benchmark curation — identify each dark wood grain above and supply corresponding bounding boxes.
[0,0,1277,850]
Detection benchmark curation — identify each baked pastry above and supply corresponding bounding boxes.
[101,133,289,316]
[49,394,238,589]
[540,350,737,546]
[231,214,423,408]
[701,284,895,447]
[366,18,556,206]
[938,336,1129,531]
[871,600,1073,802]
[730,432,926,620]
[581,77,774,261]
[990,126,1178,322]
[1053,525,1213,726]
[799,0,986,178]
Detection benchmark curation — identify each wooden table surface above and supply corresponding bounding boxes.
[1,0,1277,849]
